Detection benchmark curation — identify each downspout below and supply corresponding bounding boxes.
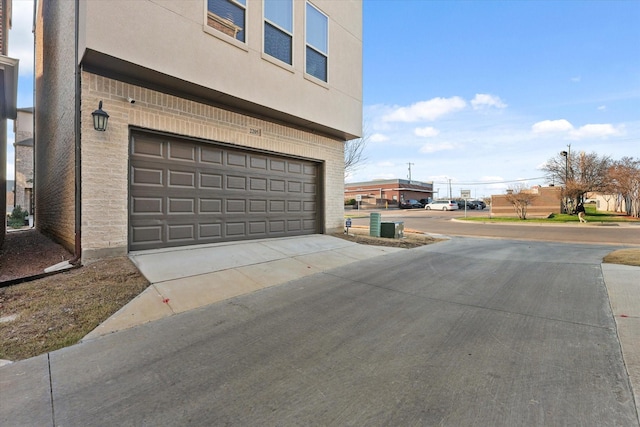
[71,0,81,265]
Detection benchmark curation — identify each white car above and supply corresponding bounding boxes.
[425,200,459,211]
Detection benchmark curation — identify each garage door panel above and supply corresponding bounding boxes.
[227,152,248,167]
[226,176,247,190]
[168,224,195,242]
[200,199,222,213]
[132,167,164,186]
[132,225,163,245]
[132,137,164,158]
[168,143,196,162]
[168,170,196,188]
[132,197,163,215]
[200,146,223,164]
[130,132,320,251]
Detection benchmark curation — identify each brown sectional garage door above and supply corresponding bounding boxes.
[129,132,321,251]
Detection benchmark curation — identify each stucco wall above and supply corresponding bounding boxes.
[34,0,77,251]
[79,0,362,139]
[80,72,345,261]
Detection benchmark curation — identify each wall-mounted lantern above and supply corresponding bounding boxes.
[92,100,109,131]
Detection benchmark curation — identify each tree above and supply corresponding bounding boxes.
[542,150,611,212]
[344,123,370,176]
[609,157,640,218]
[504,185,538,220]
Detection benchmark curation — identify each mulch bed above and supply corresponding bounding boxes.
[0,229,74,283]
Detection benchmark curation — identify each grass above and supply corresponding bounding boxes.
[0,257,149,361]
[460,205,639,224]
[603,249,640,267]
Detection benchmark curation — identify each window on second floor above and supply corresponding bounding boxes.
[305,3,328,82]
[207,0,246,42]
[264,0,293,65]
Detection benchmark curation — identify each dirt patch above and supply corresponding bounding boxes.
[0,257,149,361]
[1,229,74,282]
[331,229,445,249]
[1,230,149,361]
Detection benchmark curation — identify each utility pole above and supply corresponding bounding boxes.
[448,178,452,199]
[407,162,414,183]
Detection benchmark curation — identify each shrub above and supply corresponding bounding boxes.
[8,205,28,229]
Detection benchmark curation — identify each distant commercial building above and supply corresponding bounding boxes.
[345,179,434,208]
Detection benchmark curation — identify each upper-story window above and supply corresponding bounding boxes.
[207,0,246,42]
[305,2,328,82]
[264,0,293,65]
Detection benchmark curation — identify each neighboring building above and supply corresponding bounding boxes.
[13,107,33,216]
[587,192,628,214]
[491,186,562,218]
[35,1,362,262]
[1,0,19,245]
[5,179,13,216]
[345,179,434,208]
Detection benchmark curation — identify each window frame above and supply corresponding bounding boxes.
[304,2,329,83]
[263,0,294,66]
[204,0,249,48]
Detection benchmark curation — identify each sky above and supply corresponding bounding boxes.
[5,0,640,199]
[357,0,640,199]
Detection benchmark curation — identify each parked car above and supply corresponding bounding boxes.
[419,198,431,206]
[399,199,424,209]
[456,200,475,210]
[471,200,486,210]
[425,200,459,211]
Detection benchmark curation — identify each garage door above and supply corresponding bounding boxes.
[129,132,321,251]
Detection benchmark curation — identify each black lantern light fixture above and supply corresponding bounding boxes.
[92,100,109,131]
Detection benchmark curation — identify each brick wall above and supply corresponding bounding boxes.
[34,0,77,252]
[14,144,33,212]
[491,186,562,218]
[80,71,345,261]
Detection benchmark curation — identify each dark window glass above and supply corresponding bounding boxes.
[265,23,293,64]
[305,3,328,81]
[207,0,246,42]
[306,47,327,82]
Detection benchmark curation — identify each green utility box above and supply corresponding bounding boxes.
[369,213,381,237]
[380,221,404,239]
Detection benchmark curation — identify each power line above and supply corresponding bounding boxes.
[432,176,548,186]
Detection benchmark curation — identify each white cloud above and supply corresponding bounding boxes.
[370,133,389,143]
[419,142,458,153]
[414,126,439,138]
[471,94,507,110]
[531,119,574,134]
[571,76,581,83]
[532,119,622,140]
[382,97,466,123]
[7,0,35,76]
[569,124,622,140]
[597,105,607,111]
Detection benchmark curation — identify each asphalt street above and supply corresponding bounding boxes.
[348,208,640,246]
[2,237,638,426]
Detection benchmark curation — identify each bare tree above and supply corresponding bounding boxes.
[609,157,640,217]
[344,123,370,176]
[504,185,538,220]
[542,150,611,212]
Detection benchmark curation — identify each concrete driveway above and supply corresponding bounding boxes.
[85,235,404,339]
[2,236,638,426]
